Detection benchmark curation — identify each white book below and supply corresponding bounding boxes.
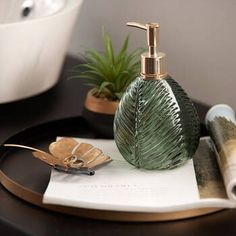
[43,137,236,213]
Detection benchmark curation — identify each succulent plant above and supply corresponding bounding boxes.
[70,30,143,101]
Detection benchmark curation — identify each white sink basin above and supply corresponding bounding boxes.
[0,0,83,103]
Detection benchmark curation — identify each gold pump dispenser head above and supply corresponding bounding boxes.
[127,22,167,79]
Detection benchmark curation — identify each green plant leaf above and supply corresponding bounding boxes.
[69,28,142,101]
[103,29,115,65]
[115,36,129,64]
[98,81,114,93]
[114,92,123,100]
[85,49,107,69]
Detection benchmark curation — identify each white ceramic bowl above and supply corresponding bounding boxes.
[205,104,236,124]
[0,0,83,103]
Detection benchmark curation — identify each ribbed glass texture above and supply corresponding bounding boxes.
[114,76,200,170]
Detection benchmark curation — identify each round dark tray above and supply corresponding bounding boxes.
[0,117,222,221]
[0,116,97,195]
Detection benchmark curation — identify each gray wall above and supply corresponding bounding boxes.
[68,0,236,109]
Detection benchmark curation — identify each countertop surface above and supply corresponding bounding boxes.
[0,56,235,236]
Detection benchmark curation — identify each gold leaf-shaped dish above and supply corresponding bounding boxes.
[4,138,112,175]
[49,138,112,169]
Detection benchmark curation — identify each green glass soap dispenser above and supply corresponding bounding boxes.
[114,22,200,170]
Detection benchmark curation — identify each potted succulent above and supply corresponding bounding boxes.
[70,30,142,137]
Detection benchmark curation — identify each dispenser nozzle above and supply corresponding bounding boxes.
[127,22,159,57]
[126,22,166,79]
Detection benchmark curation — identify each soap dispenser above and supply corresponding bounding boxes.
[114,22,200,170]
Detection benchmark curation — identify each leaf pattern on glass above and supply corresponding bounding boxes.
[114,76,200,170]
